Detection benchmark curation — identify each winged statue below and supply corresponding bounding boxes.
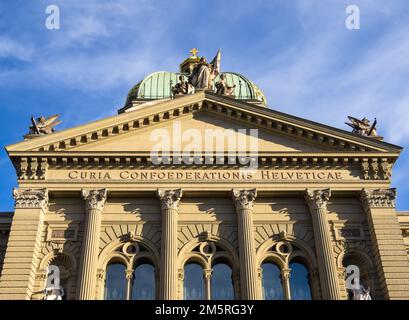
[345,116,377,137]
[28,114,62,135]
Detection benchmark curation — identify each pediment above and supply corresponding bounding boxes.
[68,112,333,153]
[7,91,401,155]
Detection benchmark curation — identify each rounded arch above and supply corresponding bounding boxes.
[98,235,160,271]
[39,251,77,272]
[36,251,77,300]
[337,248,374,270]
[178,235,239,271]
[257,236,318,271]
[180,252,208,269]
[260,252,286,269]
[101,252,129,270]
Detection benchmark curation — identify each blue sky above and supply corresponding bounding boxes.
[1,0,409,211]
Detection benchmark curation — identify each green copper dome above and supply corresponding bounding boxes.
[124,71,266,108]
[121,51,267,112]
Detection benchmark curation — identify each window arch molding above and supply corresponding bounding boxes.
[178,235,239,271]
[132,252,158,269]
[257,236,318,300]
[99,236,159,270]
[260,252,286,270]
[257,236,318,270]
[178,234,239,300]
[98,235,159,300]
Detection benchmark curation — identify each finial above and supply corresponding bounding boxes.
[189,48,199,58]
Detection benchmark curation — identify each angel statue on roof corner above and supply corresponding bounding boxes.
[188,49,221,90]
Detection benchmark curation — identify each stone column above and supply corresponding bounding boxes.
[281,268,292,300]
[157,189,182,300]
[0,188,48,299]
[204,269,212,300]
[361,188,409,299]
[125,269,134,300]
[232,189,259,300]
[77,189,107,300]
[305,189,341,300]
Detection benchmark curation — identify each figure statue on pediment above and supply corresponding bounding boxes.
[345,116,377,137]
[215,73,236,97]
[172,76,194,96]
[26,114,61,138]
[188,50,220,90]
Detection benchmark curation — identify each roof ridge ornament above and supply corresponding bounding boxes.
[24,114,61,140]
[189,48,199,58]
[345,116,382,140]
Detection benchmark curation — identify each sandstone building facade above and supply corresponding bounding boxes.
[0,52,408,300]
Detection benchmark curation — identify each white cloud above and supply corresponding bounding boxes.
[0,37,33,61]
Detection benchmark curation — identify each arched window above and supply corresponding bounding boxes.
[104,263,127,300]
[211,263,234,300]
[184,263,205,300]
[132,263,156,300]
[289,262,312,300]
[261,262,284,300]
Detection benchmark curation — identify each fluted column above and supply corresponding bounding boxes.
[157,189,182,300]
[77,189,107,300]
[305,189,341,300]
[232,189,258,300]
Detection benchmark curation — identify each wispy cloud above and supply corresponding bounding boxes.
[0,37,33,61]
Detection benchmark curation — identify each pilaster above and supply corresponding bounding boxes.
[0,188,48,299]
[361,188,409,299]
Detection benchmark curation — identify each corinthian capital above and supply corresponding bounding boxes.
[157,189,182,210]
[305,188,331,210]
[232,189,257,210]
[13,188,48,209]
[361,188,396,208]
[81,189,107,211]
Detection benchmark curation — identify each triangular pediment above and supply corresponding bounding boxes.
[6,91,401,155]
[67,112,333,153]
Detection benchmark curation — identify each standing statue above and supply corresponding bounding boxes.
[215,73,236,96]
[351,285,372,300]
[188,49,221,90]
[345,116,377,137]
[44,284,65,300]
